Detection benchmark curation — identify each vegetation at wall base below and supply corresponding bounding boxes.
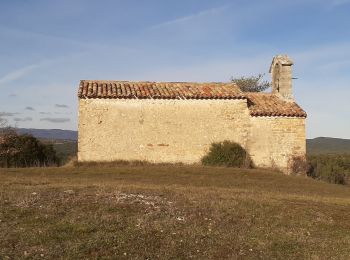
[289,156,309,176]
[73,159,185,167]
[201,141,251,168]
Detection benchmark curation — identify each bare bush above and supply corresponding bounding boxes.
[231,74,270,92]
[289,155,310,176]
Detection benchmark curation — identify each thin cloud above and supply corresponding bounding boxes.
[39,112,51,115]
[136,54,270,82]
[0,112,19,117]
[0,54,84,87]
[54,112,72,115]
[0,24,110,52]
[149,5,230,30]
[8,94,17,98]
[40,117,70,123]
[0,62,43,86]
[331,0,350,6]
[292,42,350,63]
[55,104,69,108]
[25,106,35,111]
[14,117,32,122]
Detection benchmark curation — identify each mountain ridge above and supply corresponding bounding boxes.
[17,128,78,141]
[307,137,350,154]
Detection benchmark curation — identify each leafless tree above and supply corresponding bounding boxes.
[0,116,7,128]
[0,119,19,167]
[231,74,270,92]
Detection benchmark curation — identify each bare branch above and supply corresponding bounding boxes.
[231,74,270,92]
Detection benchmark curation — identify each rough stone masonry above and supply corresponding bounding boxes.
[77,55,306,173]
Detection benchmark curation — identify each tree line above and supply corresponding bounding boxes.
[0,118,60,167]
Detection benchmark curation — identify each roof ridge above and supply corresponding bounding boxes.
[78,80,245,100]
[80,80,236,85]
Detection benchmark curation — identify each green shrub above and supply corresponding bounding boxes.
[0,129,60,167]
[201,141,251,168]
[307,154,349,185]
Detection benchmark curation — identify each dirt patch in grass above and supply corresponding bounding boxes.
[0,166,350,259]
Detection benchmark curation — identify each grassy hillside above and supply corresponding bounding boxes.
[307,137,350,154]
[39,139,77,164]
[51,140,77,163]
[1,166,350,259]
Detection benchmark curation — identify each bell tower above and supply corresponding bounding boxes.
[269,55,294,101]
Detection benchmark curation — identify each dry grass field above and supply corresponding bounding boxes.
[1,165,350,259]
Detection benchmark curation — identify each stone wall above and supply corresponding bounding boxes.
[78,99,251,164]
[78,99,306,172]
[247,117,306,172]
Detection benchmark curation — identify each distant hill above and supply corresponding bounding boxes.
[17,128,78,141]
[307,137,350,155]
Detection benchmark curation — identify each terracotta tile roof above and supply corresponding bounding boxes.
[78,80,245,100]
[246,93,307,118]
[78,80,306,118]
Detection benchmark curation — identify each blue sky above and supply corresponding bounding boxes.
[0,0,349,138]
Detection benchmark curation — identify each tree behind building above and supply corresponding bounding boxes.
[231,74,270,92]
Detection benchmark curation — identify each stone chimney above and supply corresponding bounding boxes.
[269,55,294,101]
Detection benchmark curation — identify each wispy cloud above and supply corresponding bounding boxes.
[39,112,51,115]
[25,106,35,111]
[0,25,91,50]
[0,63,43,86]
[331,0,350,6]
[55,104,69,108]
[136,54,271,82]
[40,117,70,123]
[14,117,32,122]
[149,5,230,30]
[0,24,135,56]
[8,94,17,98]
[0,53,87,87]
[291,42,350,77]
[292,42,350,62]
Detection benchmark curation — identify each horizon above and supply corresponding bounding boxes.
[0,0,349,138]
